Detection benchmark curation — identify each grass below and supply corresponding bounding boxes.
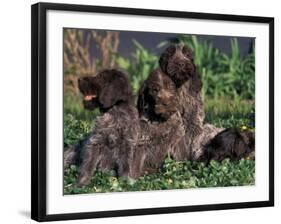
[204,97,255,129]
[64,158,255,194]
[63,98,255,194]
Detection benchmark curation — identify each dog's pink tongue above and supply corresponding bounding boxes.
[84,95,95,101]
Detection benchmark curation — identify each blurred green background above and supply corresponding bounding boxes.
[63,29,255,194]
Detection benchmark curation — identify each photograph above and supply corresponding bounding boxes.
[31,3,273,221]
[63,28,256,194]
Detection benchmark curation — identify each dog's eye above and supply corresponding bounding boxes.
[150,86,160,93]
[152,88,158,93]
[167,84,174,89]
[182,46,192,57]
[165,82,175,90]
[167,45,176,55]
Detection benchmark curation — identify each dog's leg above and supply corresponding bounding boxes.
[129,147,147,179]
[76,145,101,187]
[64,146,78,168]
[117,154,130,178]
[64,137,89,168]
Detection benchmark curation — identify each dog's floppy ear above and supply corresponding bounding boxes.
[191,69,202,94]
[182,45,194,60]
[182,46,202,93]
[98,70,131,109]
[226,129,253,159]
[159,45,176,73]
[237,130,255,154]
[240,131,255,146]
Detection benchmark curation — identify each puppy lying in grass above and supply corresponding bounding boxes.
[199,127,255,162]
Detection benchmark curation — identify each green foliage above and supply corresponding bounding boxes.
[204,97,255,128]
[64,114,93,148]
[64,95,100,121]
[160,35,255,100]
[64,158,255,194]
[115,40,158,92]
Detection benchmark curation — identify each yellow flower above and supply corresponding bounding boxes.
[168,179,173,184]
[241,125,247,130]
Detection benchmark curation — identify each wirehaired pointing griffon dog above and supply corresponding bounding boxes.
[200,127,255,162]
[159,45,255,161]
[136,69,186,173]
[64,69,141,186]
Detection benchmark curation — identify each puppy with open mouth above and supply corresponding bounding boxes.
[64,69,141,186]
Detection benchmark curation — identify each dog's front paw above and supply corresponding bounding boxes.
[76,174,91,187]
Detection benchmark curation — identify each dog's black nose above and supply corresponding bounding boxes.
[178,62,185,67]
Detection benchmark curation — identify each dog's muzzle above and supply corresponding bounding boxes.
[84,95,96,101]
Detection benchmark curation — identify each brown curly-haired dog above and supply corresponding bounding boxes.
[159,45,255,161]
[64,69,141,186]
[199,127,255,162]
[135,69,185,174]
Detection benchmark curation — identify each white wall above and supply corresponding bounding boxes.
[0,0,279,223]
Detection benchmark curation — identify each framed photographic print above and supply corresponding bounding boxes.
[31,2,274,222]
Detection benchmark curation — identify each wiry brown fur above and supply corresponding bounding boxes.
[64,69,141,186]
[159,45,255,161]
[199,128,255,162]
[139,112,185,173]
[136,69,185,173]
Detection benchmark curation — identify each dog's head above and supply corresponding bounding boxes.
[200,128,255,162]
[138,69,178,121]
[159,45,201,92]
[78,69,133,111]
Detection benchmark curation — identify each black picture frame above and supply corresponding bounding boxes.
[31,2,274,222]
